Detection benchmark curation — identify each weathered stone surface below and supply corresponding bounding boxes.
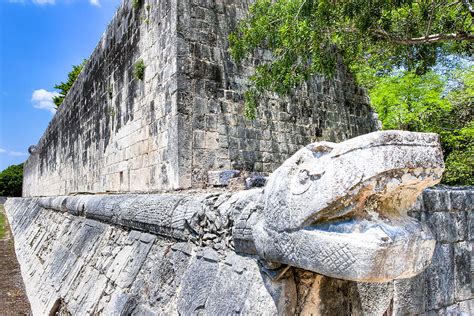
[245,173,268,189]
[5,198,285,315]
[4,186,473,315]
[454,241,472,302]
[424,211,468,242]
[393,275,427,314]
[252,131,444,282]
[391,186,473,315]
[207,170,240,186]
[22,0,379,197]
[425,243,456,311]
[457,300,474,314]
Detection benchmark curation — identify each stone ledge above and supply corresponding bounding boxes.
[4,185,473,315]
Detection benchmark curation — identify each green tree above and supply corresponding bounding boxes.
[368,66,473,185]
[436,67,473,185]
[229,0,473,117]
[0,163,23,197]
[369,71,451,131]
[52,59,87,108]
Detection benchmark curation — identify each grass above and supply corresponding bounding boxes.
[0,205,5,239]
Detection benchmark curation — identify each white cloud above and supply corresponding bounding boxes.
[31,89,59,114]
[90,0,100,6]
[9,151,28,157]
[32,0,55,4]
[0,148,28,156]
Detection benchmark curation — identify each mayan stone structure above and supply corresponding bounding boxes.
[6,1,473,316]
[4,181,473,315]
[22,0,378,197]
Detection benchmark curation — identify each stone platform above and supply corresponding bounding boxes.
[4,187,472,315]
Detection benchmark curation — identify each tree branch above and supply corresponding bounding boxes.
[371,28,474,44]
[295,0,307,20]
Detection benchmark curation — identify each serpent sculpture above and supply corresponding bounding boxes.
[36,131,444,282]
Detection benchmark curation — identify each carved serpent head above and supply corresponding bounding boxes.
[253,131,444,282]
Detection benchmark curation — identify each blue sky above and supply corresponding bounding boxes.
[0,0,120,171]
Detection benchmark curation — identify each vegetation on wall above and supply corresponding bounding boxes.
[132,0,142,10]
[134,59,146,80]
[0,163,23,197]
[229,0,473,185]
[52,59,87,108]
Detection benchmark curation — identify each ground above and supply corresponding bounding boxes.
[0,204,31,315]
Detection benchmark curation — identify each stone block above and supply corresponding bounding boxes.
[423,211,468,243]
[393,275,426,315]
[423,189,451,212]
[205,131,219,149]
[193,130,206,148]
[244,173,267,189]
[207,170,240,186]
[449,190,470,212]
[424,243,455,311]
[458,299,474,315]
[454,241,472,301]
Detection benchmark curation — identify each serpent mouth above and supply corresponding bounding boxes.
[300,166,443,228]
[293,214,435,282]
[286,167,439,282]
[306,216,419,242]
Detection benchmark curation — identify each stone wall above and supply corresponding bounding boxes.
[5,187,472,315]
[23,0,378,197]
[391,187,473,314]
[175,0,378,185]
[24,0,181,196]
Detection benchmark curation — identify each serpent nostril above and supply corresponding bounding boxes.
[381,237,389,242]
[298,170,323,183]
[309,172,323,181]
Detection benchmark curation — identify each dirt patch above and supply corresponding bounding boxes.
[0,204,32,315]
